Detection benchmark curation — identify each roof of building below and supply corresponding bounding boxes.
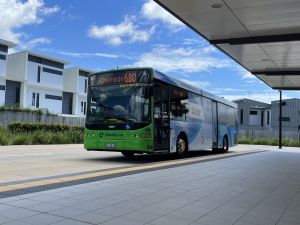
[65,66,95,74]
[154,0,300,90]
[11,50,70,65]
[0,39,17,48]
[233,98,271,107]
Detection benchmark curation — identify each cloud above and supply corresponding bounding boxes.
[212,87,247,95]
[40,5,60,15]
[180,79,211,89]
[88,16,155,46]
[0,0,60,43]
[242,71,257,82]
[57,51,119,59]
[131,45,233,73]
[141,0,184,31]
[19,37,51,49]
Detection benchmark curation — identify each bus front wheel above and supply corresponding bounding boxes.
[176,136,188,157]
[121,151,135,158]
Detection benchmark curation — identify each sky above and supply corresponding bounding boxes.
[0,0,299,103]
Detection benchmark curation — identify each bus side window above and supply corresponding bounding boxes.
[170,87,188,121]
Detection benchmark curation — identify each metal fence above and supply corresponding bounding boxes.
[238,129,300,141]
[0,111,85,127]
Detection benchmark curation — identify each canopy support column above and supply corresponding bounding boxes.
[279,90,282,149]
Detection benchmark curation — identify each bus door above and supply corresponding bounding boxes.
[212,101,218,149]
[153,82,170,151]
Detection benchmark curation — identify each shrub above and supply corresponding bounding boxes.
[8,122,84,133]
[50,133,72,144]
[0,105,42,115]
[0,128,10,145]
[238,138,300,147]
[12,135,31,145]
[31,131,53,144]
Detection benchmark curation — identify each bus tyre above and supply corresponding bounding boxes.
[121,151,135,158]
[176,136,187,157]
[221,136,229,153]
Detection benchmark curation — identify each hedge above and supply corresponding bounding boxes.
[0,105,43,115]
[8,122,84,133]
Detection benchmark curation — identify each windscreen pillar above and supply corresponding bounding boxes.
[279,90,282,149]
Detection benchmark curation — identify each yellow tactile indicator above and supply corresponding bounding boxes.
[0,150,264,193]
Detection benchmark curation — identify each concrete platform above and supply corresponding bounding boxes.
[0,147,300,224]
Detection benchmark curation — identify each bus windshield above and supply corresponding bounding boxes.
[86,84,150,123]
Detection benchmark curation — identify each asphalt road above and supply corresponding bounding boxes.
[0,144,274,185]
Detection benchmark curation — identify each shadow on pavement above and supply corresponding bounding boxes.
[81,150,233,165]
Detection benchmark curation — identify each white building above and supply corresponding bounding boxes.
[7,51,70,114]
[0,39,17,105]
[64,67,94,116]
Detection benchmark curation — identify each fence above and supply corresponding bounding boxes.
[0,111,85,127]
[238,129,300,141]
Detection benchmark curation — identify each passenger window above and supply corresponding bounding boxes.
[170,87,188,121]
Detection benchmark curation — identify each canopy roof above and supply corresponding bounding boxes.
[154,0,300,90]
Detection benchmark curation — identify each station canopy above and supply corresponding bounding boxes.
[154,0,300,90]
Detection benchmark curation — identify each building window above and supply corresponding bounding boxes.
[81,101,87,115]
[37,66,41,82]
[267,111,270,125]
[84,79,87,93]
[32,93,40,107]
[261,111,264,127]
[0,85,5,90]
[32,93,36,106]
[0,54,6,60]
[280,117,290,122]
[240,109,243,125]
[45,94,62,100]
[250,110,258,115]
[36,93,40,108]
[43,67,63,76]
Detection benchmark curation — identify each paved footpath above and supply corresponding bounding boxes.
[0,144,271,184]
[0,146,299,225]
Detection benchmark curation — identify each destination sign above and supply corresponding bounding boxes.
[90,70,150,86]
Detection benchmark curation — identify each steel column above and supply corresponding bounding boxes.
[279,90,282,149]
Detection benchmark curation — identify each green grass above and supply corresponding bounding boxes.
[238,138,300,147]
[0,127,83,145]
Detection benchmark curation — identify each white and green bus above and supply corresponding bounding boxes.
[84,68,238,157]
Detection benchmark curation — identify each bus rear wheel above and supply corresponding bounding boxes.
[221,136,229,153]
[212,136,229,153]
[176,136,187,157]
[121,151,135,158]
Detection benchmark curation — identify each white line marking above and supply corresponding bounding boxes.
[0,153,56,158]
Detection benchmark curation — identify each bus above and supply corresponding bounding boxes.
[84,68,238,157]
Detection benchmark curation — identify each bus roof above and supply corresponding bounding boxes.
[153,70,237,108]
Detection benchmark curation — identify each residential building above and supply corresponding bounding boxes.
[271,98,300,131]
[64,67,94,115]
[0,39,17,105]
[7,51,70,114]
[233,98,272,130]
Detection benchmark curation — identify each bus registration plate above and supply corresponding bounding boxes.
[106,143,116,148]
